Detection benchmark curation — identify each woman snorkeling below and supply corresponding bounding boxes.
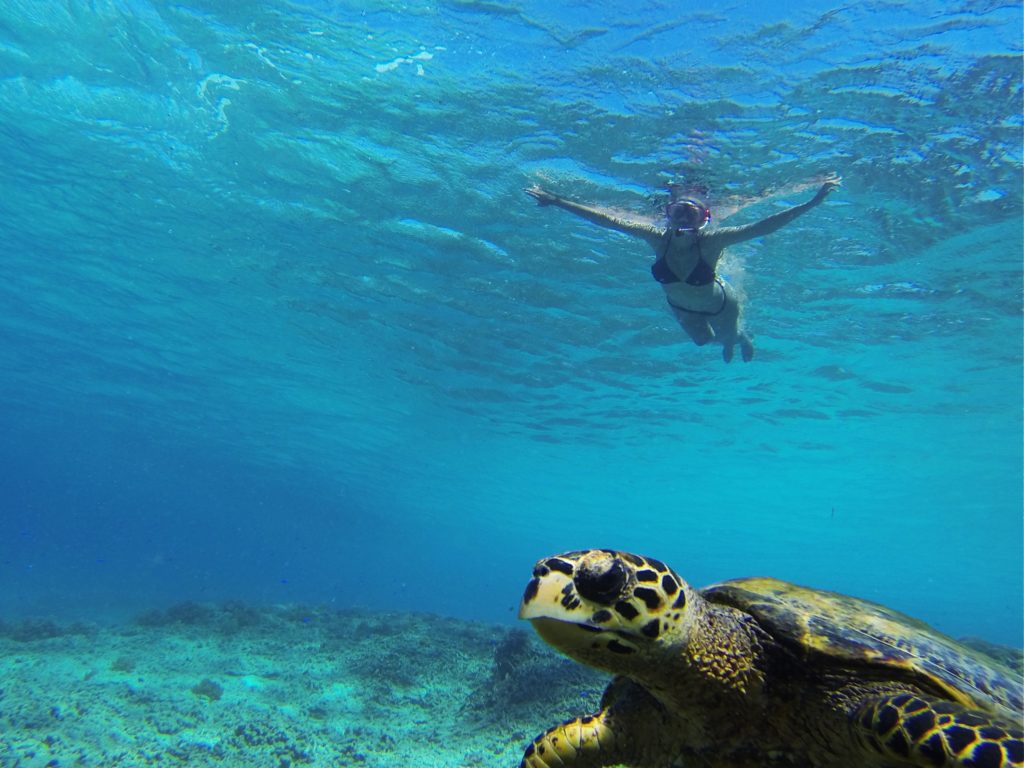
[525,175,841,362]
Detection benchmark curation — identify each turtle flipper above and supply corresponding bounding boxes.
[519,709,624,768]
[853,692,1024,767]
[520,677,663,768]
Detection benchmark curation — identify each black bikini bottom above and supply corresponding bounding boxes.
[666,277,728,317]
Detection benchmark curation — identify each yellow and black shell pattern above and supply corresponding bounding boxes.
[701,578,1023,722]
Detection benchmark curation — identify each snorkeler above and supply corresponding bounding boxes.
[525,175,841,362]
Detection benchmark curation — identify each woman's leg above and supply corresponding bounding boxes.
[670,305,715,346]
[709,281,754,362]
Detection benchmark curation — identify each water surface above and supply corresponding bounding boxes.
[0,0,1020,645]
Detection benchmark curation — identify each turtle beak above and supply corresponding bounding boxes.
[527,616,606,648]
[518,570,578,621]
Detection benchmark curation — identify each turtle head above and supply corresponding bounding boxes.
[519,549,701,675]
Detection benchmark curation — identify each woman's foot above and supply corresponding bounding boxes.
[739,333,754,362]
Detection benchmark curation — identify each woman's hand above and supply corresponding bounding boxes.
[812,173,842,203]
[525,185,558,206]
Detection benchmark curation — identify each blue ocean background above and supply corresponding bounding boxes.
[0,0,1020,648]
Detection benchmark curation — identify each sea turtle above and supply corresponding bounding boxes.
[518,549,1023,768]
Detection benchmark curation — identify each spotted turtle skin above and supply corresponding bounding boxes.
[518,549,1024,768]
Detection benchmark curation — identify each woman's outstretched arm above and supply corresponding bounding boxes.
[709,174,841,248]
[525,186,663,247]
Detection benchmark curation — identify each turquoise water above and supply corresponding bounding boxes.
[0,0,1020,647]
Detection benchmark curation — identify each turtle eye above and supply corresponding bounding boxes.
[575,557,628,605]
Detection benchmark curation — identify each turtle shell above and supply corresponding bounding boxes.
[702,577,1023,721]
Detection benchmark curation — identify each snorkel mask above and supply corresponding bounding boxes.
[665,198,711,233]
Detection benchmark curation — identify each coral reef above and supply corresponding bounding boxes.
[135,600,272,635]
[465,626,607,727]
[0,602,585,767]
[0,617,96,642]
[959,636,1024,675]
[191,678,224,701]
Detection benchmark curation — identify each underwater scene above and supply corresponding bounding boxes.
[0,1,1021,766]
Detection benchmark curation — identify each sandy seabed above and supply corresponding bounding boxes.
[0,603,606,768]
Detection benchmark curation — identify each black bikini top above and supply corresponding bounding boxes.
[651,232,715,287]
